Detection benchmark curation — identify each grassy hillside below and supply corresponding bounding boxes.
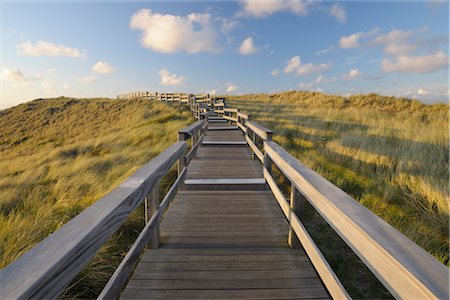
[228,91,448,264]
[0,97,193,297]
[228,92,448,297]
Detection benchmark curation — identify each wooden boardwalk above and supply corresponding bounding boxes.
[3,97,448,300]
[121,116,330,299]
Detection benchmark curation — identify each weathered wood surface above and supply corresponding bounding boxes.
[264,168,349,299]
[98,167,187,299]
[121,117,329,299]
[0,142,187,299]
[265,140,449,299]
[246,120,273,141]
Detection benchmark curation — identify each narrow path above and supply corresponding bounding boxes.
[121,114,329,299]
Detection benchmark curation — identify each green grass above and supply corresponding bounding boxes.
[0,97,193,297]
[227,91,448,298]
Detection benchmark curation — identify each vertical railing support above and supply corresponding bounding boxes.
[177,133,187,174]
[288,183,305,248]
[145,182,160,248]
[251,131,256,159]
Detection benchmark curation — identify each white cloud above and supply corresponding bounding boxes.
[315,46,333,55]
[339,28,379,48]
[384,43,417,56]
[79,75,96,83]
[298,82,313,89]
[314,75,335,83]
[271,69,280,77]
[372,29,414,46]
[226,82,238,93]
[130,9,219,53]
[417,88,429,95]
[208,89,217,96]
[284,56,301,73]
[342,68,362,80]
[284,56,331,76]
[159,68,185,86]
[298,62,331,75]
[330,4,346,23]
[239,37,258,55]
[63,83,70,90]
[220,18,239,34]
[238,0,310,18]
[339,33,363,49]
[17,41,85,58]
[381,51,448,73]
[1,67,42,85]
[92,61,117,74]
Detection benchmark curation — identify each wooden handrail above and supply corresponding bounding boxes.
[223,107,238,113]
[246,121,273,141]
[98,167,187,299]
[0,142,187,299]
[178,119,205,137]
[264,140,449,299]
[263,167,350,299]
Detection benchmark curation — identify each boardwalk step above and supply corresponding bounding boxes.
[208,120,227,123]
[202,141,247,147]
[208,126,238,131]
[184,178,266,191]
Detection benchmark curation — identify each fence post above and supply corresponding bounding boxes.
[145,182,160,248]
[177,132,186,174]
[288,183,305,248]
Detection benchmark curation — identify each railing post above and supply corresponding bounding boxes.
[251,131,256,159]
[192,131,198,159]
[177,133,186,174]
[288,182,305,248]
[145,181,160,248]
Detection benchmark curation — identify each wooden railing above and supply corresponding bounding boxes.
[0,116,206,299]
[1,94,448,300]
[221,99,449,300]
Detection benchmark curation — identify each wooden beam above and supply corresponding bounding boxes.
[264,140,449,299]
[98,167,187,300]
[264,167,350,300]
[0,142,187,299]
[246,121,273,141]
[245,135,264,163]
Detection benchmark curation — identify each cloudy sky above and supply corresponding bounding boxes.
[0,1,448,109]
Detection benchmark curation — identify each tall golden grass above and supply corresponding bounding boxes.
[228,91,449,266]
[0,97,193,297]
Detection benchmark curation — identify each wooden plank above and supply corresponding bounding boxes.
[184,178,265,185]
[141,254,308,263]
[265,140,449,299]
[208,126,238,130]
[125,278,323,290]
[202,141,247,146]
[264,168,350,300]
[130,269,317,280]
[237,112,250,119]
[0,142,187,299]
[247,121,273,141]
[121,288,329,299]
[178,119,205,136]
[133,260,315,271]
[245,135,264,162]
[223,108,238,112]
[98,168,187,299]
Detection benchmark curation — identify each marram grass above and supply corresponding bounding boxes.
[0,97,193,297]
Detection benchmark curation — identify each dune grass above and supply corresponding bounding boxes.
[228,91,448,297]
[1,93,447,298]
[0,97,193,297]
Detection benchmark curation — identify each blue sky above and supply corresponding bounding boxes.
[0,0,448,109]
